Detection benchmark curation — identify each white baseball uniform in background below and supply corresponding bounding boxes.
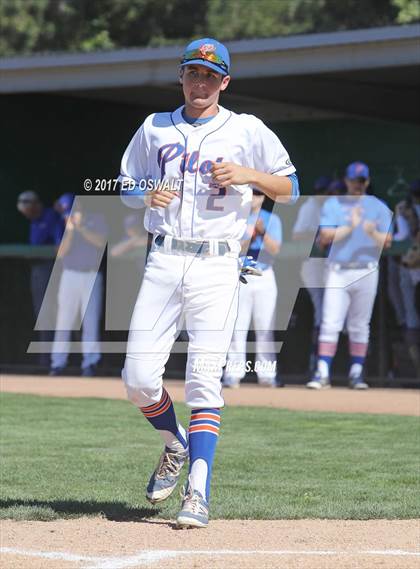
[119,105,296,408]
[224,208,282,386]
[51,213,107,373]
[292,196,326,327]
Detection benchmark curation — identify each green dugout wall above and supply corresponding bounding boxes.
[1,93,420,243]
[1,93,419,379]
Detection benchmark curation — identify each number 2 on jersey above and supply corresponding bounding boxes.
[207,186,226,211]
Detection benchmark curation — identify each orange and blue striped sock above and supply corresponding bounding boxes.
[188,408,221,501]
[140,388,188,450]
[349,342,367,377]
[317,341,337,377]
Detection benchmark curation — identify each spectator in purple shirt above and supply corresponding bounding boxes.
[17,191,64,366]
[50,194,108,377]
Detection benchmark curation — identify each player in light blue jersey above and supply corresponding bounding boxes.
[307,162,392,390]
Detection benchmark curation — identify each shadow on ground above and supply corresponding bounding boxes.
[0,498,161,522]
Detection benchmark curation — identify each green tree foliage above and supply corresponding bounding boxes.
[0,0,417,57]
[0,0,204,55]
[391,0,420,23]
[0,0,50,56]
[206,0,400,40]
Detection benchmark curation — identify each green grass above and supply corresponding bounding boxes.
[0,393,419,521]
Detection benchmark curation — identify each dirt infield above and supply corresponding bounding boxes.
[1,519,419,569]
[1,374,419,568]
[1,374,419,416]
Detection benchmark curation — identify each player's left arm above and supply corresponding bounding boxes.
[75,213,107,249]
[363,200,393,249]
[366,228,392,249]
[211,118,298,203]
[211,163,295,203]
[260,214,282,255]
[363,223,392,249]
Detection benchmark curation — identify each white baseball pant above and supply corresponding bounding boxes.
[122,245,240,409]
[225,266,278,383]
[319,266,379,345]
[51,269,103,369]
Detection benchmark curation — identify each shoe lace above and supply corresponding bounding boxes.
[183,489,206,516]
[180,481,207,515]
[156,449,184,479]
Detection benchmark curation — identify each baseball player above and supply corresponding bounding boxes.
[394,180,420,376]
[50,193,108,377]
[307,162,392,390]
[110,213,147,261]
[118,38,299,528]
[17,191,64,366]
[292,177,345,372]
[223,189,282,388]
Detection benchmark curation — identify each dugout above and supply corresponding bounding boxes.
[1,25,419,381]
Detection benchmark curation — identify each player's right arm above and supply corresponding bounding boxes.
[110,235,146,257]
[119,118,178,210]
[56,217,75,258]
[148,188,179,208]
[119,120,152,209]
[318,198,355,246]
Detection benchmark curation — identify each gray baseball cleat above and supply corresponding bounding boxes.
[146,445,189,504]
[222,376,240,389]
[349,375,369,390]
[306,371,331,389]
[257,377,277,388]
[176,479,209,529]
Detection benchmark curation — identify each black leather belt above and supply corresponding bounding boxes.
[154,234,230,256]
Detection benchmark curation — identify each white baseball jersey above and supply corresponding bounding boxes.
[119,105,297,409]
[119,105,296,240]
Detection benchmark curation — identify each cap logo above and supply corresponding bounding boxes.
[355,163,365,174]
[199,43,216,55]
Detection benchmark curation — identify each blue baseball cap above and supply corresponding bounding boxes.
[56,193,75,214]
[180,38,230,76]
[346,162,370,180]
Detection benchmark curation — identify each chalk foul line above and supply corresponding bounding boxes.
[1,547,420,569]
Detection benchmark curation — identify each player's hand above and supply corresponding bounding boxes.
[72,211,83,228]
[211,162,253,186]
[149,189,179,208]
[65,216,75,231]
[246,223,255,237]
[363,220,377,236]
[254,218,265,235]
[350,206,363,228]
